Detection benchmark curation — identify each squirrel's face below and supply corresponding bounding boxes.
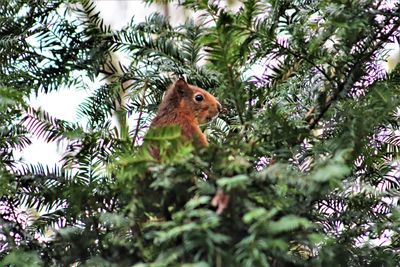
[190,86,222,124]
[175,79,222,124]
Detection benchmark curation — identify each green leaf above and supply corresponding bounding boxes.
[217,174,250,190]
[144,125,182,142]
[243,208,277,224]
[0,250,42,267]
[268,215,311,234]
[312,163,350,182]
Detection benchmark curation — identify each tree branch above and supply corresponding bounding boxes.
[132,79,149,146]
[306,15,400,130]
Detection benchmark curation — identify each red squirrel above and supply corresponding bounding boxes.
[150,78,222,146]
[150,79,229,214]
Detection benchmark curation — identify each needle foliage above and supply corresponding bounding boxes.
[1,0,400,266]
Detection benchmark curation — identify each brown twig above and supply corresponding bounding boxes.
[132,79,149,146]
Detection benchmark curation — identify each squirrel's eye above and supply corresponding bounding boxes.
[195,94,204,102]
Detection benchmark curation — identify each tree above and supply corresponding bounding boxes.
[1,0,400,266]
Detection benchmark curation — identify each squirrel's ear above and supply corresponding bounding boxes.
[175,78,189,95]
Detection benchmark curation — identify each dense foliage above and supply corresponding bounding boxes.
[1,0,400,266]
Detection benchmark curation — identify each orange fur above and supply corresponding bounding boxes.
[150,79,221,147]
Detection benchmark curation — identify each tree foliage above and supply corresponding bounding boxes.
[1,0,400,266]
